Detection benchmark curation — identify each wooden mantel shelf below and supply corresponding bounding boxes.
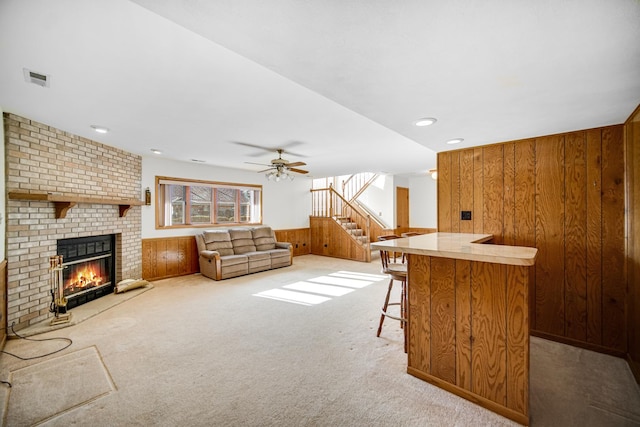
[8,192,145,219]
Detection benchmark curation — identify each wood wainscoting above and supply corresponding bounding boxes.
[626,104,640,383]
[274,228,311,257]
[142,236,199,281]
[437,124,626,355]
[310,217,371,262]
[142,228,311,281]
[1,259,6,349]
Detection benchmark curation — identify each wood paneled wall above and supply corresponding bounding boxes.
[142,236,200,281]
[274,228,311,257]
[142,228,311,281]
[438,125,626,354]
[407,255,530,424]
[626,105,640,383]
[310,217,370,262]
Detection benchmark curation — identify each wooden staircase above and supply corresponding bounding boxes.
[310,173,392,262]
[335,216,369,244]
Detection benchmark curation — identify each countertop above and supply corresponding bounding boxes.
[370,232,537,266]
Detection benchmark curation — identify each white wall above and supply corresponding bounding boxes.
[141,156,311,238]
[408,175,438,228]
[0,107,5,261]
[357,174,395,228]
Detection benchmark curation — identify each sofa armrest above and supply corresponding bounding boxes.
[199,250,222,280]
[275,242,293,265]
[275,242,292,250]
[200,250,221,261]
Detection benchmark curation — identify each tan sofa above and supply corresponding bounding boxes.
[195,226,293,280]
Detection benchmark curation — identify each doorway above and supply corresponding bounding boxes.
[396,186,409,235]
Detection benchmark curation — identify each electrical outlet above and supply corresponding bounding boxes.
[461,211,472,220]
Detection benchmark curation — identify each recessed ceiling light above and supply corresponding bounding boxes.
[90,125,109,134]
[151,149,163,155]
[415,117,437,127]
[446,138,464,145]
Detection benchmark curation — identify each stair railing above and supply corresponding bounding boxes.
[311,184,371,254]
[341,172,378,203]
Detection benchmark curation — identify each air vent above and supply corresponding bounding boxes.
[23,68,50,87]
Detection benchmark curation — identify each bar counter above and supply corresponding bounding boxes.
[371,233,538,425]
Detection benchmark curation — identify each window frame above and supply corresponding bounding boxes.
[155,176,263,229]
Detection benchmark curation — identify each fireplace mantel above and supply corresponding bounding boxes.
[8,192,144,219]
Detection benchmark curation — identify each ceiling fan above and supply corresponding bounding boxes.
[245,149,309,181]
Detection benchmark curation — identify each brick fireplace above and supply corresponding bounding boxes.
[4,113,142,330]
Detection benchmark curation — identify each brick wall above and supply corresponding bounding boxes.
[3,113,142,330]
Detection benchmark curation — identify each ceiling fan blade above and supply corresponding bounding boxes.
[288,167,309,174]
[278,142,308,158]
[232,141,273,151]
[286,161,306,167]
[258,168,275,173]
[232,141,276,157]
[233,141,307,158]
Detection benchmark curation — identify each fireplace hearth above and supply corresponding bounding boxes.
[57,234,116,310]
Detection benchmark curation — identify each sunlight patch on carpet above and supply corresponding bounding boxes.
[284,281,355,296]
[253,270,386,305]
[253,288,331,305]
[4,346,116,426]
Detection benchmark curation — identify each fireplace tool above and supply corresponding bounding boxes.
[49,255,71,325]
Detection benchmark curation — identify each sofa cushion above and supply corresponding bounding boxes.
[230,228,257,254]
[203,230,234,256]
[246,251,271,273]
[245,251,270,261]
[252,226,276,251]
[219,254,248,267]
[268,248,291,269]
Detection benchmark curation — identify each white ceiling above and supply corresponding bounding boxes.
[1,0,639,178]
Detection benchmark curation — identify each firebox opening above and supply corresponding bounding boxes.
[57,234,116,310]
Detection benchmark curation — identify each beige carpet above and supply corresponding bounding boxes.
[0,255,639,426]
[4,346,116,426]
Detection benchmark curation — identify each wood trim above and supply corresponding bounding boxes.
[8,192,143,218]
[1,259,7,351]
[407,368,529,426]
[625,104,640,383]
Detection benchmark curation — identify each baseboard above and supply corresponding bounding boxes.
[531,330,627,359]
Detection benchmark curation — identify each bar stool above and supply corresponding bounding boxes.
[376,235,407,352]
[401,232,422,237]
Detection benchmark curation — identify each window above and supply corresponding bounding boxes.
[157,177,262,228]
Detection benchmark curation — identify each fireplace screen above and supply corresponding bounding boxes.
[57,234,116,309]
[63,255,111,297]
